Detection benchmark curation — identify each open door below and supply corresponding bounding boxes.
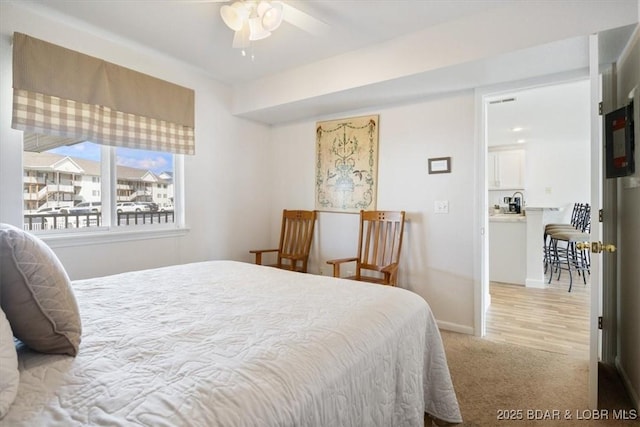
[587,33,602,411]
[586,32,630,410]
[587,28,636,409]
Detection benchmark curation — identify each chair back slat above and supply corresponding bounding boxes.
[569,203,581,227]
[357,210,405,279]
[278,210,317,271]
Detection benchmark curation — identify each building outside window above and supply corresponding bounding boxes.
[12,33,193,235]
[23,142,177,232]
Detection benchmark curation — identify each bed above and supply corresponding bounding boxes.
[0,231,461,426]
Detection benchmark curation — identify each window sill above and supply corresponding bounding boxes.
[40,226,190,249]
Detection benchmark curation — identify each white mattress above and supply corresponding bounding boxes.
[2,260,461,426]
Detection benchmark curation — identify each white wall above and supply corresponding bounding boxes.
[269,92,477,332]
[0,3,274,279]
[615,25,640,410]
[524,82,591,210]
[486,79,591,217]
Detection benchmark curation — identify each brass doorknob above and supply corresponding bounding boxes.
[576,241,616,253]
[576,242,591,251]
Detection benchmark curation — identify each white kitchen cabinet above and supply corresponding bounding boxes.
[488,149,525,189]
[489,218,527,285]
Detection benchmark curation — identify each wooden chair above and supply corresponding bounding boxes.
[250,210,317,273]
[327,210,405,286]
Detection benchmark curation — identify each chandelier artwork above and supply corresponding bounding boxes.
[220,1,284,54]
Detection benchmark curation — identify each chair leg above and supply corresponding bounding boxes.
[543,233,551,274]
[548,238,575,292]
[565,242,574,292]
[567,242,574,292]
[548,238,559,284]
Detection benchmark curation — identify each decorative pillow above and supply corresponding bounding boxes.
[0,308,19,419]
[0,223,81,356]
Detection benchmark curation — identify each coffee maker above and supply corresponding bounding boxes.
[510,197,521,214]
[503,196,522,214]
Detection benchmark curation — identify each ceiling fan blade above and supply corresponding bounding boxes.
[281,3,330,36]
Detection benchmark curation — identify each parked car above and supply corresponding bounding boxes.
[159,203,174,212]
[68,201,102,214]
[141,202,158,212]
[116,202,150,213]
[35,206,66,214]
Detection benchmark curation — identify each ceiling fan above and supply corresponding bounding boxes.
[207,0,330,50]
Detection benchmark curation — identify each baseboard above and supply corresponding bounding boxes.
[437,320,474,335]
[525,278,546,288]
[616,356,640,410]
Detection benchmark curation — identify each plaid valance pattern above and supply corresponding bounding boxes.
[12,32,195,155]
[14,90,195,155]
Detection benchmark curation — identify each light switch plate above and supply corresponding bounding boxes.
[434,200,449,214]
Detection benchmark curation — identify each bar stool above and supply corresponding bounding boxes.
[543,203,585,274]
[546,204,591,292]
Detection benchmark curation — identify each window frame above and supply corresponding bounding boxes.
[25,144,187,247]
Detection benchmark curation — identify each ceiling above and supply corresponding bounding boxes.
[19,0,521,86]
[487,79,590,147]
[9,0,638,137]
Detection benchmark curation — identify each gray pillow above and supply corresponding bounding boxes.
[0,223,81,356]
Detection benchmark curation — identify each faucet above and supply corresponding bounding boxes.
[512,191,525,213]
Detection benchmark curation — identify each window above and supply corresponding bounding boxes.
[114,146,175,226]
[13,33,191,236]
[23,142,178,232]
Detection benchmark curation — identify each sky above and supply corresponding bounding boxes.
[50,142,173,174]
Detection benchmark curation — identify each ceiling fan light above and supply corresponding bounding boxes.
[249,17,271,41]
[232,21,251,49]
[258,1,284,32]
[220,2,248,32]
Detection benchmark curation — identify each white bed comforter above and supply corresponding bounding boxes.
[2,260,461,426]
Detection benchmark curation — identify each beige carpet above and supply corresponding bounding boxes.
[431,331,639,427]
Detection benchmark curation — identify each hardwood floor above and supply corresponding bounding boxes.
[485,274,590,359]
[484,275,638,412]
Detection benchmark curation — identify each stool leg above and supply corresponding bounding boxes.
[567,242,574,292]
[549,238,561,284]
[566,242,573,292]
[543,233,548,273]
[548,238,555,284]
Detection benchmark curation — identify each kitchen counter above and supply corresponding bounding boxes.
[489,213,526,222]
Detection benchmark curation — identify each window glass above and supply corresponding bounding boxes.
[23,142,102,231]
[115,147,174,227]
[23,142,176,232]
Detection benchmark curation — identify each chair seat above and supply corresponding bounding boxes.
[550,230,590,242]
[545,224,578,232]
[343,275,393,286]
[266,263,306,273]
[250,209,317,273]
[327,210,405,287]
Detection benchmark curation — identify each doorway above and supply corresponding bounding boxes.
[483,79,592,357]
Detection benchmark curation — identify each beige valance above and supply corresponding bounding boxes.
[12,32,195,155]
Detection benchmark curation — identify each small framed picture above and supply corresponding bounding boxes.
[428,157,451,174]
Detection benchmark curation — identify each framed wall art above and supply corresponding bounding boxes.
[428,157,451,174]
[315,115,379,213]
